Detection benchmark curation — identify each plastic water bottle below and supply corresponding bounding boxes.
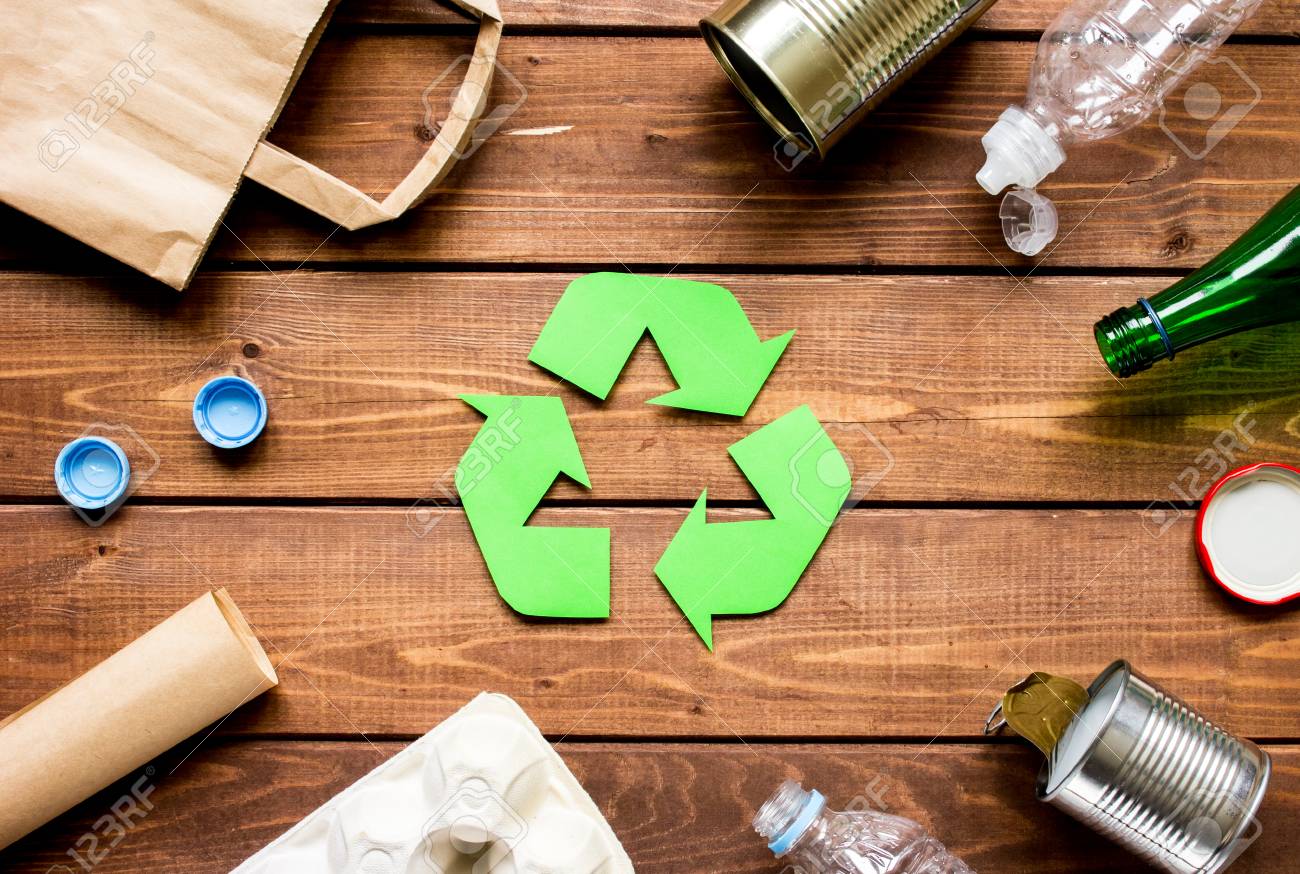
[753,780,975,873]
[977,0,1264,195]
[978,0,1263,256]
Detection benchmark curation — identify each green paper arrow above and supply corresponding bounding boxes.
[654,406,850,649]
[459,395,610,617]
[528,273,793,417]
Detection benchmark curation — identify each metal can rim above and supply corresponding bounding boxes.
[698,14,826,157]
[1034,658,1131,802]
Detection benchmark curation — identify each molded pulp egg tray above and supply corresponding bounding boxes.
[231,693,633,873]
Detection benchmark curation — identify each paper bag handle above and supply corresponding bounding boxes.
[243,0,503,230]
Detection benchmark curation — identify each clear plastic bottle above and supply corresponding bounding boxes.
[752,780,975,873]
[977,0,1264,195]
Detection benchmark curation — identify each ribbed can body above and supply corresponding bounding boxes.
[702,0,998,153]
[787,0,958,88]
[1040,661,1270,874]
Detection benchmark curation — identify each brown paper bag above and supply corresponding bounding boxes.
[0,0,503,290]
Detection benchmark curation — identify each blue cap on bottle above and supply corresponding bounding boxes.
[768,788,825,855]
[193,375,267,449]
[55,436,131,510]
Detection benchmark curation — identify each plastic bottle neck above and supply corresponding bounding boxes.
[753,781,827,857]
[978,106,1066,194]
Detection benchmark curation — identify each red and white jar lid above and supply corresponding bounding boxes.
[1196,462,1300,605]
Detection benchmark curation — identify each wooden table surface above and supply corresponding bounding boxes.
[3,1,1299,871]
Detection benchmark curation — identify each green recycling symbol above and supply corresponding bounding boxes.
[457,273,852,650]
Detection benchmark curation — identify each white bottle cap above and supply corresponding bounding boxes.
[999,187,1058,256]
[977,106,1066,195]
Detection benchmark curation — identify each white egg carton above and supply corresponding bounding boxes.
[231,693,634,874]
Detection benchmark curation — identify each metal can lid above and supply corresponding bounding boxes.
[1196,462,1300,605]
[1036,660,1129,801]
[193,375,267,449]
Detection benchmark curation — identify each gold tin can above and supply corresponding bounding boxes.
[701,0,999,156]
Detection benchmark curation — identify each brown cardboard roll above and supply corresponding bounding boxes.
[0,588,278,850]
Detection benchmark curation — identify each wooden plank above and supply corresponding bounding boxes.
[1,272,1296,503]
[2,739,1295,872]
[4,506,1298,738]
[337,0,1300,37]
[1,39,1296,270]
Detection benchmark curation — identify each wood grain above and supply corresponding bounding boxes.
[4,4,1297,873]
[4,505,1298,738]
[3,739,1295,873]
[2,272,1296,502]
[336,0,1300,37]
[2,39,1296,270]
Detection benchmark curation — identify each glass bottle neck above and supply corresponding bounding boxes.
[1095,184,1300,378]
[1094,298,1176,378]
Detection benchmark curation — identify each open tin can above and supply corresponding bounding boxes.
[1036,660,1269,873]
[701,0,999,157]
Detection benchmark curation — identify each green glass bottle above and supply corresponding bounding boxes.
[1095,185,1300,378]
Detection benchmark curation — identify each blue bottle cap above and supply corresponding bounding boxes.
[193,375,267,449]
[55,436,131,510]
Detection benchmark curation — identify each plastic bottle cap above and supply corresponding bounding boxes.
[999,187,1059,256]
[55,436,131,510]
[978,106,1066,195]
[193,376,267,449]
[1196,462,1300,605]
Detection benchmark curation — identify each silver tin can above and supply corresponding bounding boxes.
[1041,660,1270,874]
[701,0,999,156]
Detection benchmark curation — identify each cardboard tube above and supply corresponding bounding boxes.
[0,588,278,850]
